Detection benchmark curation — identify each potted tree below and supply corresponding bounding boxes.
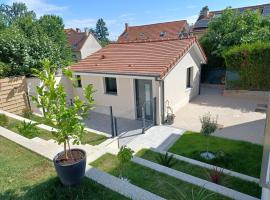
[32,60,94,186]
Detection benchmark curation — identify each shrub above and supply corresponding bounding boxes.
[205,167,227,185]
[0,114,8,127]
[17,121,39,138]
[117,146,134,178]
[223,42,270,90]
[22,108,32,119]
[156,152,177,168]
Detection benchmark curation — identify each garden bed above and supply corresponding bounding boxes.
[136,149,261,198]
[1,114,107,145]
[0,136,127,200]
[169,131,263,178]
[91,153,231,200]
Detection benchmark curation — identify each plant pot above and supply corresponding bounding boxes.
[53,148,86,186]
[166,114,175,125]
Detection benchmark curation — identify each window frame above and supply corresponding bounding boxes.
[75,75,82,88]
[104,77,118,95]
[186,67,193,89]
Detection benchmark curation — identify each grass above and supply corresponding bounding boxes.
[136,149,261,198]
[91,153,231,200]
[0,136,128,200]
[1,115,107,146]
[169,131,263,178]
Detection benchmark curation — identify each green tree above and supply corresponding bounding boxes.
[95,18,110,46]
[200,9,270,67]
[0,2,72,77]
[0,2,35,26]
[117,146,134,178]
[32,59,95,159]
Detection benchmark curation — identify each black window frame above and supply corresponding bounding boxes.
[104,77,117,95]
[186,67,193,88]
[76,75,82,88]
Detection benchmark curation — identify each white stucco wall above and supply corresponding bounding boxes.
[26,75,73,116]
[163,45,204,118]
[73,75,137,119]
[80,34,102,59]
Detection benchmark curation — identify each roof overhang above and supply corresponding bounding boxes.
[260,95,270,189]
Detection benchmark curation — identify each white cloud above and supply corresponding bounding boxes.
[185,15,198,25]
[8,0,68,17]
[65,18,97,29]
[186,5,197,9]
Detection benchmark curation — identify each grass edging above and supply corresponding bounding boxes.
[152,148,259,183]
[133,156,260,200]
[91,153,231,200]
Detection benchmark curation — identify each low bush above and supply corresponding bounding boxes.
[156,152,177,168]
[0,114,8,127]
[17,121,39,138]
[22,108,33,119]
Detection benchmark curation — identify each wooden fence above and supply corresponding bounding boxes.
[0,76,29,114]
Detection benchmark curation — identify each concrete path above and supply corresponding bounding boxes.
[173,86,266,144]
[127,125,185,152]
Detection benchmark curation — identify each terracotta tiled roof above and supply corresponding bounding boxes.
[117,20,188,43]
[65,28,89,51]
[70,37,206,79]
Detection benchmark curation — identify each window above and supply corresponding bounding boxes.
[186,67,193,88]
[76,75,82,88]
[160,31,166,37]
[105,77,117,94]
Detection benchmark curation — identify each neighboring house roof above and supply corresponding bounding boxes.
[117,20,188,43]
[194,3,270,30]
[70,37,206,79]
[65,28,98,52]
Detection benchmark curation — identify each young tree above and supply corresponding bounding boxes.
[200,113,218,159]
[117,146,134,178]
[95,18,110,47]
[198,6,209,20]
[32,59,95,160]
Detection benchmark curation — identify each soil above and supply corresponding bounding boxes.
[56,149,85,165]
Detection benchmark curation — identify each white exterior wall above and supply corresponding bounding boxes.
[163,45,204,118]
[73,75,136,119]
[72,74,161,121]
[26,75,73,116]
[80,34,102,59]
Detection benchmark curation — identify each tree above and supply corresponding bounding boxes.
[117,146,134,178]
[200,9,270,68]
[0,2,35,26]
[198,6,209,20]
[32,59,95,160]
[95,18,110,47]
[0,2,72,77]
[200,113,218,159]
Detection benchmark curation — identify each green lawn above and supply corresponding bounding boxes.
[2,115,107,146]
[0,136,128,200]
[137,149,261,198]
[169,131,263,178]
[91,153,231,200]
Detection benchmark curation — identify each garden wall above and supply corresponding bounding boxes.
[0,76,29,114]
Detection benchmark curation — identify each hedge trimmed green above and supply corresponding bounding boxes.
[223,42,270,90]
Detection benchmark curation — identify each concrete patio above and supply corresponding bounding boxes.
[172,86,267,144]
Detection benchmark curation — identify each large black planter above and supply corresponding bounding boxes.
[53,148,86,186]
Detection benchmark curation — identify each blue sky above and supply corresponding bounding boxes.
[2,0,270,40]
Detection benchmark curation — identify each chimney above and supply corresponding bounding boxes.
[76,28,80,32]
[84,27,90,36]
[125,23,128,31]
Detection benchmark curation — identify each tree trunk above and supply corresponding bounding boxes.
[64,141,68,160]
[67,139,74,160]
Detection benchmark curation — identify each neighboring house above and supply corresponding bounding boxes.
[117,20,190,42]
[69,27,206,124]
[193,3,270,38]
[65,28,102,62]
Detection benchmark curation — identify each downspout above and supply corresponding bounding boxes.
[161,80,165,124]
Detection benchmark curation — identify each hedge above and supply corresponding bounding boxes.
[223,42,270,91]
